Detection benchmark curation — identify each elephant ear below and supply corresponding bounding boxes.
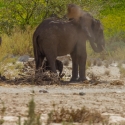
[79,16,104,52]
[80,16,102,41]
[91,19,102,36]
[79,16,94,40]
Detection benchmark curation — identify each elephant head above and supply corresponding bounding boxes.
[67,4,105,53]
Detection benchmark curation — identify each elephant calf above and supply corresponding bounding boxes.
[42,59,63,77]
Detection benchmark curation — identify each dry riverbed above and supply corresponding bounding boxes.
[0,81,125,125]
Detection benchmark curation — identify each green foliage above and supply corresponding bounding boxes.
[0,0,45,34]
[100,1,125,42]
[0,0,124,41]
[0,0,125,60]
[0,0,106,34]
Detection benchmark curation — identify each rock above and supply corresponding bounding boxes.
[39,90,48,93]
[79,92,86,96]
[18,55,30,62]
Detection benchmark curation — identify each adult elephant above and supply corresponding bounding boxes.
[33,4,105,82]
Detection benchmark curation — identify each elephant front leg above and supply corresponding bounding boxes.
[78,54,87,81]
[70,52,78,82]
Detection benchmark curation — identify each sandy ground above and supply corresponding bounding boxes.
[1,80,125,125]
[1,56,125,124]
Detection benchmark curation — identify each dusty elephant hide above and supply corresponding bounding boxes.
[33,4,105,82]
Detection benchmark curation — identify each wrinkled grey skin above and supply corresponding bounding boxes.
[43,59,63,77]
[33,13,105,82]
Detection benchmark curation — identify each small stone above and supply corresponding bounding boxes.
[18,55,30,62]
[39,90,48,93]
[79,92,85,96]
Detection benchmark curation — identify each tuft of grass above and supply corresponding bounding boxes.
[110,80,124,86]
[17,97,42,125]
[47,106,108,124]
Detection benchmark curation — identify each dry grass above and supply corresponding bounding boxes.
[0,94,111,125]
[47,106,108,124]
[86,58,92,68]
[110,80,124,85]
[0,60,61,85]
[0,27,34,62]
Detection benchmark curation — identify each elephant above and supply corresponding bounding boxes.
[33,4,105,82]
[42,59,63,77]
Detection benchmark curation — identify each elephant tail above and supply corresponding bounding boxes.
[33,34,40,69]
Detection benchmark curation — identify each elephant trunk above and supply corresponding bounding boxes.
[83,26,105,53]
[89,39,104,53]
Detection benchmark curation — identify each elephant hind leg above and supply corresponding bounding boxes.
[45,54,57,74]
[35,54,45,70]
[47,59,57,73]
[35,54,45,77]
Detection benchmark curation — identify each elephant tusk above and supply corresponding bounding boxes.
[84,27,92,38]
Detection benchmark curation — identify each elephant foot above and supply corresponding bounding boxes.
[70,77,87,83]
[70,77,79,82]
[77,77,87,82]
